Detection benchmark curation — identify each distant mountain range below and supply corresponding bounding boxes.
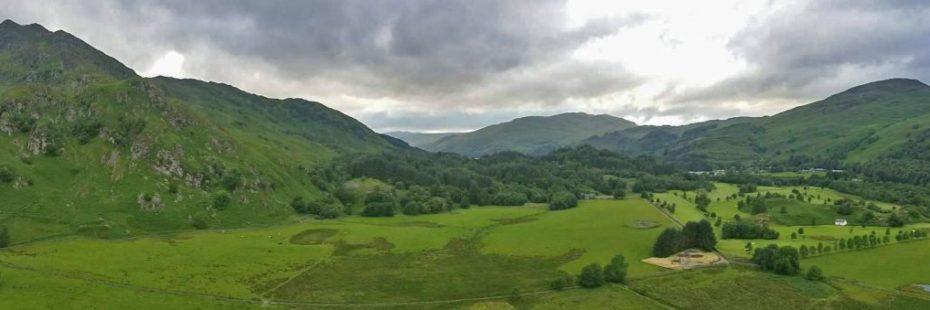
[383,131,461,148]
[392,78,930,169]
[416,112,637,157]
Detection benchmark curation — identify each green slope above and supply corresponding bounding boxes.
[383,131,461,148]
[0,20,396,240]
[425,112,637,157]
[586,79,930,169]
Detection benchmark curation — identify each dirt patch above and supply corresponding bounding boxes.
[642,249,727,270]
[289,229,339,245]
[625,220,661,229]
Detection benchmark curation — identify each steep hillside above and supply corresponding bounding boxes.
[586,79,930,169]
[584,117,757,156]
[384,131,460,148]
[685,78,930,167]
[425,112,637,157]
[0,20,396,239]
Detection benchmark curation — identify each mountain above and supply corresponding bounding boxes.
[584,117,756,157]
[0,20,398,236]
[424,112,637,157]
[587,78,930,169]
[384,131,461,148]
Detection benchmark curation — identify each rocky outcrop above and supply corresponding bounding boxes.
[152,146,185,178]
[137,193,165,211]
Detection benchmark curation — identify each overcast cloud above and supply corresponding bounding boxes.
[2,0,930,131]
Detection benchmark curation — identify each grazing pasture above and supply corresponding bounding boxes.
[0,200,676,307]
[803,238,930,289]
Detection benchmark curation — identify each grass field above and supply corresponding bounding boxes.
[0,199,678,307]
[628,266,930,309]
[481,199,675,275]
[0,196,925,308]
[510,285,668,309]
[803,238,930,289]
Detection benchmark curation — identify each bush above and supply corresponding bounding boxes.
[362,202,395,217]
[291,196,308,214]
[549,274,574,290]
[604,255,628,284]
[578,263,604,288]
[0,165,14,183]
[191,213,210,230]
[549,191,578,211]
[492,191,529,206]
[424,197,450,214]
[318,203,343,219]
[71,118,102,144]
[402,201,422,215]
[212,191,231,210]
[0,227,9,248]
[805,265,824,281]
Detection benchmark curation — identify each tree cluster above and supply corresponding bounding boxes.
[721,221,780,239]
[577,254,629,288]
[752,244,800,275]
[652,220,717,257]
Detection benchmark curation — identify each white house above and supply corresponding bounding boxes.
[834,218,848,226]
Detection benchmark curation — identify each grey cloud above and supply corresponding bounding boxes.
[670,0,930,106]
[1,0,645,131]
[117,0,642,100]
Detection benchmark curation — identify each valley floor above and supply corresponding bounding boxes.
[0,197,927,309]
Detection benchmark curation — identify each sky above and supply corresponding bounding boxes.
[2,0,930,132]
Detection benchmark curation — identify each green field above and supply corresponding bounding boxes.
[482,199,674,275]
[0,199,679,307]
[629,267,929,309]
[803,238,930,289]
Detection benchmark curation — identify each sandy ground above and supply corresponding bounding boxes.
[642,249,727,270]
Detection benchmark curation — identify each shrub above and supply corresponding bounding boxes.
[549,191,578,211]
[604,255,629,284]
[805,265,824,281]
[578,263,604,288]
[318,203,343,219]
[71,118,102,144]
[549,274,574,290]
[0,227,8,248]
[291,196,308,213]
[362,202,395,217]
[191,213,210,230]
[212,191,231,210]
[0,165,15,183]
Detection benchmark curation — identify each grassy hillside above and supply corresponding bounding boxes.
[425,112,637,157]
[384,131,461,148]
[0,20,396,240]
[587,79,930,169]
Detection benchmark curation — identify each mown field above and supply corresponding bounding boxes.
[653,181,930,295]
[628,266,929,310]
[803,238,930,289]
[0,193,927,309]
[0,199,680,308]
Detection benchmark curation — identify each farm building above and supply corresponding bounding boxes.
[835,218,848,226]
